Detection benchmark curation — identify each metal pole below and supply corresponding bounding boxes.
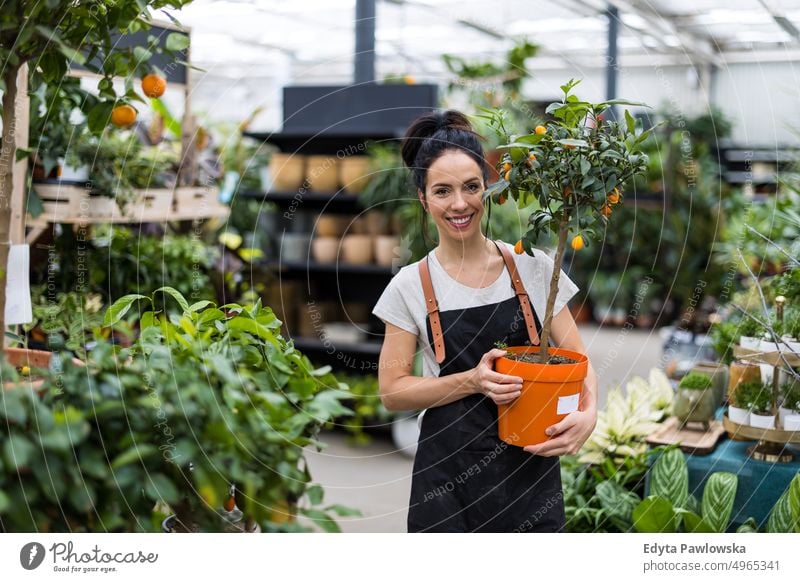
[606,4,619,120]
[355,0,376,84]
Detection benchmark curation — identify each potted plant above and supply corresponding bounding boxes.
[484,79,652,445]
[780,377,800,430]
[1,274,358,532]
[738,312,764,349]
[738,380,776,429]
[0,0,193,359]
[672,372,717,430]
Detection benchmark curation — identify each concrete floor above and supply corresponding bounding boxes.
[304,323,665,532]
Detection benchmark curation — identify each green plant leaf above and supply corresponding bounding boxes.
[0,390,27,425]
[681,509,714,533]
[145,474,180,504]
[767,488,794,533]
[103,294,148,326]
[789,474,800,533]
[306,484,324,505]
[595,480,639,524]
[300,508,342,533]
[650,448,688,509]
[154,286,190,314]
[633,496,678,533]
[110,444,159,470]
[2,433,36,471]
[625,109,636,134]
[87,102,114,134]
[165,32,190,52]
[736,517,759,533]
[701,472,737,533]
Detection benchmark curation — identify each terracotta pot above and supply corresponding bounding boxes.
[341,234,373,264]
[4,347,83,390]
[348,215,368,235]
[315,215,346,237]
[374,235,400,266]
[494,346,589,446]
[365,210,388,236]
[306,155,339,192]
[389,213,404,235]
[269,153,306,191]
[339,156,372,194]
[728,360,761,403]
[312,237,339,263]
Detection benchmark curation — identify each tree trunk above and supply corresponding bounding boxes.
[537,220,568,363]
[0,65,21,354]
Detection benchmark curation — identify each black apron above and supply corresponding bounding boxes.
[407,260,566,533]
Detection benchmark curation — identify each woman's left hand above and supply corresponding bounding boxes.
[523,408,597,457]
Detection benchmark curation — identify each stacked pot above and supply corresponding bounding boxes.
[311,210,401,267]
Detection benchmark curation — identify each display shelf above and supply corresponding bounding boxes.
[732,345,800,367]
[262,259,394,277]
[290,335,382,356]
[238,189,364,211]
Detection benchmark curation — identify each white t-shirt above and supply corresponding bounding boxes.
[372,241,580,377]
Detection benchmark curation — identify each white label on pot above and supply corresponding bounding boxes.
[5,244,32,325]
[557,393,580,415]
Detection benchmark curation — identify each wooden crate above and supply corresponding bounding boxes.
[33,183,91,222]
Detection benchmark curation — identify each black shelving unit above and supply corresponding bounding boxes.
[716,143,800,195]
[236,84,438,371]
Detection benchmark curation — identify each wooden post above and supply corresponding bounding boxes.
[10,63,29,245]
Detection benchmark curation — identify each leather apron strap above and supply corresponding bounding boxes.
[492,240,541,347]
[417,242,540,365]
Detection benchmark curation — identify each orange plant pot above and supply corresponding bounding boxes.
[494,346,589,447]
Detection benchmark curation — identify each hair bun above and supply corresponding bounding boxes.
[401,110,475,169]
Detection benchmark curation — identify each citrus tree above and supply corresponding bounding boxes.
[0,0,191,351]
[482,79,654,362]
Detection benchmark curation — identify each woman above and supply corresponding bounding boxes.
[372,110,598,533]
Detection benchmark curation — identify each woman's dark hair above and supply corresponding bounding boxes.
[401,110,489,191]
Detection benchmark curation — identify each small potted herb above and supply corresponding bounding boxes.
[780,376,800,430]
[728,379,758,425]
[673,372,716,430]
[737,314,763,350]
[741,380,776,429]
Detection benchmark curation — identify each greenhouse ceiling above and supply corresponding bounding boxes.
[173,0,800,81]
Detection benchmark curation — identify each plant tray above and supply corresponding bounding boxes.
[172,186,229,220]
[32,183,174,223]
[732,345,800,367]
[722,414,800,444]
[645,416,726,455]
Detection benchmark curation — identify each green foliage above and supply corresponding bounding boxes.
[782,378,800,411]
[66,130,178,206]
[15,286,105,359]
[32,226,218,304]
[335,374,396,445]
[735,379,773,414]
[766,474,800,533]
[678,372,713,391]
[0,290,355,532]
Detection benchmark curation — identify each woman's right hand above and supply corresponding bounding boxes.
[470,349,523,405]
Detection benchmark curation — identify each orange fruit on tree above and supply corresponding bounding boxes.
[111,104,137,128]
[570,234,585,251]
[497,193,507,205]
[504,169,512,181]
[535,125,547,135]
[502,162,512,172]
[528,152,536,161]
[607,188,621,204]
[600,204,612,217]
[514,240,524,255]
[141,73,167,98]
[224,495,236,512]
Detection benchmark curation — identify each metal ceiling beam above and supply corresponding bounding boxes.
[758,0,800,41]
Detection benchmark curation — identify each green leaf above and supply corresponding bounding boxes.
[326,504,361,517]
[110,444,159,470]
[306,484,324,505]
[595,480,638,524]
[188,300,214,313]
[625,109,636,135]
[701,472,737,533]
[104,294,148,326]
[633,496,678,533]
[0,390,27,425]
[2,433,36,471]
[87,102,114,134]
[133,46,153,63]
[145,474,180,504]
[0,490,9,513]
[767,488,794,533]
[650,448,688,509]
[736,517,759,533]
[154,286,190,314]
[681,510,714,533]
[165,32,190,52]
[300,508,342,533]
[789,474,800,532]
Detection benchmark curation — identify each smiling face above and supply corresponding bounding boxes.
[420,150,485,244]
